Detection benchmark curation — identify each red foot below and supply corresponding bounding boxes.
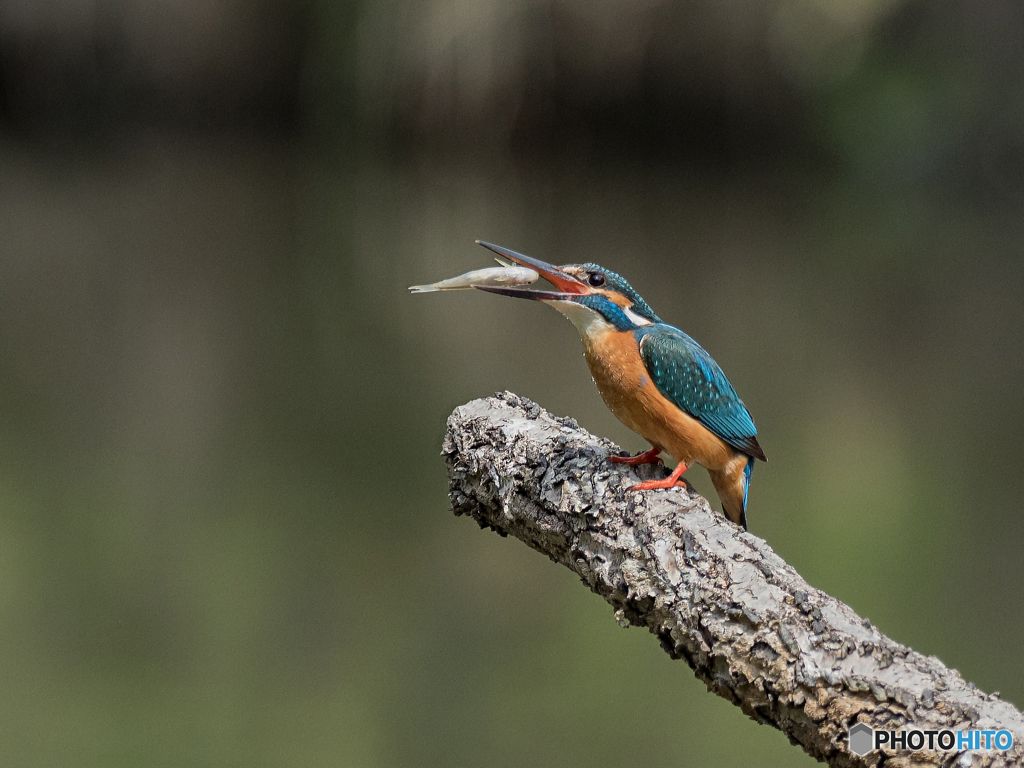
[629,461,691,491]
[609,446,664,466]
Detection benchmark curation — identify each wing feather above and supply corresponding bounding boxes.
[638,326,765,461]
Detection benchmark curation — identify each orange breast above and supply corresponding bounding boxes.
[582,330,737,471]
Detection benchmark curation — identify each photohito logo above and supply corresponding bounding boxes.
[848,723,1015,757]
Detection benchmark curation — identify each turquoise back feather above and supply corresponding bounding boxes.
[636,325,765,461]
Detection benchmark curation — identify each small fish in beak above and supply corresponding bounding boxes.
[472,240,591,300]
[409,264,540,293]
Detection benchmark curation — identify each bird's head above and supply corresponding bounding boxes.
[474,241,661,336]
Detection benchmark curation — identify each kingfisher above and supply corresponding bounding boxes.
[473,240,766,530]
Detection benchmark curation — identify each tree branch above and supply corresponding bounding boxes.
[443,392,1024,768]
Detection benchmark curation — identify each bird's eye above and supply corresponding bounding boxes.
[588,272,606,287]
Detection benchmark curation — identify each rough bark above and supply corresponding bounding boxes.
[443,392,1024,768]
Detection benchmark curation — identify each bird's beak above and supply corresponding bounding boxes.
[474,241,590,300]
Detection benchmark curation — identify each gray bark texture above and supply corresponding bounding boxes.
[443,392,1024,768]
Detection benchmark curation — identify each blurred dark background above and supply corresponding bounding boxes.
[0,1,1022,765]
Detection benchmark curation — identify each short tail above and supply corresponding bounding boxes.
[739,457,754,530]
[709,454,754,530]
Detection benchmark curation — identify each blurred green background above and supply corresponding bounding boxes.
[1,1,1022,765]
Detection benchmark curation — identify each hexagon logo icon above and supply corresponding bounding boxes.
[849,722,874,756]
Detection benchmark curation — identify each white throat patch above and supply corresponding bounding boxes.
[549,300,614,340]
[549,299,652,338]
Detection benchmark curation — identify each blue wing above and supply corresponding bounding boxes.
[638,325,765,461]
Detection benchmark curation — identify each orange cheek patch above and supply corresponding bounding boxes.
[606,292,632,309]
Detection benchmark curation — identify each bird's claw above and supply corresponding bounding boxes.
[627,460,690,492]
[628,478,691,492]
[609,447,664,466]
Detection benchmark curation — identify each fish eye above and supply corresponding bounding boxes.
[588,272,606,287]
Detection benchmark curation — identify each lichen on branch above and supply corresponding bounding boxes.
[443,392,1024,768]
